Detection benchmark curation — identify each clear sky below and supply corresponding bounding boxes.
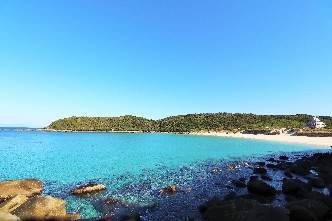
[0,0,331,127]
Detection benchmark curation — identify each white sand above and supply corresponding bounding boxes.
[191,132,332,147]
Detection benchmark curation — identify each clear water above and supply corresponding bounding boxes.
[0,131,324,218]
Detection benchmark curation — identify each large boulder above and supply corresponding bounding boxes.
[247,177,276,196]
[287,205,318,221]
[0,179,43,201]
[12,196,67,220]
[72,183,106,195]
[282,179,312,196]
[286,199,329,220]
[0,195,28,212]
[307,177,325,189]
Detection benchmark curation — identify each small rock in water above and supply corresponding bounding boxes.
[160,185,176,194]
[279,156,289,161]
[256,162,265,166]
[247,177,276,196]
[72,183,106,195]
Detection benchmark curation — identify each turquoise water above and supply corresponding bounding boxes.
[0,131,324,218]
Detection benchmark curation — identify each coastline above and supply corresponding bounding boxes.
[191,131,332,147]
[41,128,332,147]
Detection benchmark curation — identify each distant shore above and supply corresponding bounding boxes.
[191,131,332,147]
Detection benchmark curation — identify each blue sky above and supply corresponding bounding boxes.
[0,0,331,127]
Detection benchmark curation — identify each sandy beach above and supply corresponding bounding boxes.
[191,132,332,147]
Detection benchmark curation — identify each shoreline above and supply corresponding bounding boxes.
[191,132,332,147]
[41,129,332,147]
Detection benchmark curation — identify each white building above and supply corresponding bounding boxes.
[308,116,326,129]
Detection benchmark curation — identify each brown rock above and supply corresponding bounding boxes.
[12,196,66,220]
[0,195,28,213]
[160,185,177,194]
[0,179,43,201]
[72,183,106,195]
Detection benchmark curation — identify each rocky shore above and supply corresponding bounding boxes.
[199,152,332,221]
[0,179,80,220]
[2,152,332,221]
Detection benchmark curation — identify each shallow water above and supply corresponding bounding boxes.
[0,131,326,219]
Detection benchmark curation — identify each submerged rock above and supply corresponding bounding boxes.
[72,183,106,195]
[247,177,276,196]
[0,179,43,201]
[160,185,176,194]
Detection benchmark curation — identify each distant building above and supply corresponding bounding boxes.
[308,116,326,129]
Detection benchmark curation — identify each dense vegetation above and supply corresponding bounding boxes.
[47,115,156,132]
[47,113,332,132]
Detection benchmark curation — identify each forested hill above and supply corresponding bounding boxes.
[46,113,332,132]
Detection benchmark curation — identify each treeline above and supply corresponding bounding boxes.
[46,113,332,132]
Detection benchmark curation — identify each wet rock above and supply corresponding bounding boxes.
[253,167,267,174]
[279,156,289,161]
[307,177,325,189]
[289,160,310,176]
[12,196,75,220]
[120,213,141,221]
[302,191,332,208]
[0,179,43,201]
[200,197,288,221]
[287,205,317,221]
[247,177,276,196]
[282,179,312,196]
[72,183,106,195]
[284,171,293,178]
[266,163,276,169]
[286,199,329,220]
[231,179,246,188]
[224,191,237,200]
[160,185,176,194]
[275,162,288,171]
[0,195,28,212]
[256,162,265,167]
[268,158,276,162]
[0,211,20,221]
[261,175,272,181]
